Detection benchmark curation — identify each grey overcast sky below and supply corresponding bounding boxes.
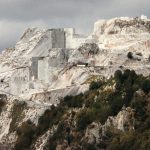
[0,0,150,51]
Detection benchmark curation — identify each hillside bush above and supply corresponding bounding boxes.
[0,94,6,114]
[142,79,150,93]
[15,120,36,150]
[64,93,84,107]
[92,102,111,124]
[127,52,133,59]
[89,80,103,90]
[9,101,26,133]
[76,109,94,130]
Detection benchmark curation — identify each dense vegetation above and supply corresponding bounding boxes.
[14,69,150,150]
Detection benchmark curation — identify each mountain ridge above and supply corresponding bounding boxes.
[0,15,150,149]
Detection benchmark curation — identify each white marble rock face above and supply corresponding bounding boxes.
[0,16,150,97]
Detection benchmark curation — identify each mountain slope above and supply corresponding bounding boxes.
[0,16,150,149]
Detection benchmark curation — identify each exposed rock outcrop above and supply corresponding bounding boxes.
[0,16,149,149]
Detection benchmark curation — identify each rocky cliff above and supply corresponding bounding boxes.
[0,16,150,149]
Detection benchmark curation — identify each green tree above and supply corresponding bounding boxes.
[114,70,122,83]
[76,109,94,130]
[142,79,150,93]
[127,52,133,59]
[15,120,36,150]
[89,80,103,90]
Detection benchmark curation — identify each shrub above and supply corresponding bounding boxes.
[92,100,111,124]
[9,101,26,133]
[108,93,124,116]
[131,93,147,121]
[127,52,133,59]
[15,120,36,150]
[44,121,68,150]
[89,80,103,90]
[108,131,150,150]
[64,94,83,108]
[76,109,94,130]
[114,70,123,91]
[123,87,134,106]
[122,69,131,80]
[37,109,52,134]
[109,132,136,150]
[0,94,6,114]
[141,79,150,93]
[82,143,97,150]
[36,105,66,136]
[83,90,98,107]
[115,80,122,91]
[114,70,122,82]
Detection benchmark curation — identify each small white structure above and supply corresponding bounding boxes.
[64,28,87,49]
[141,15,148,20]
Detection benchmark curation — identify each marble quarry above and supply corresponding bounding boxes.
[0,15,150,97]
[8,28,87,95]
